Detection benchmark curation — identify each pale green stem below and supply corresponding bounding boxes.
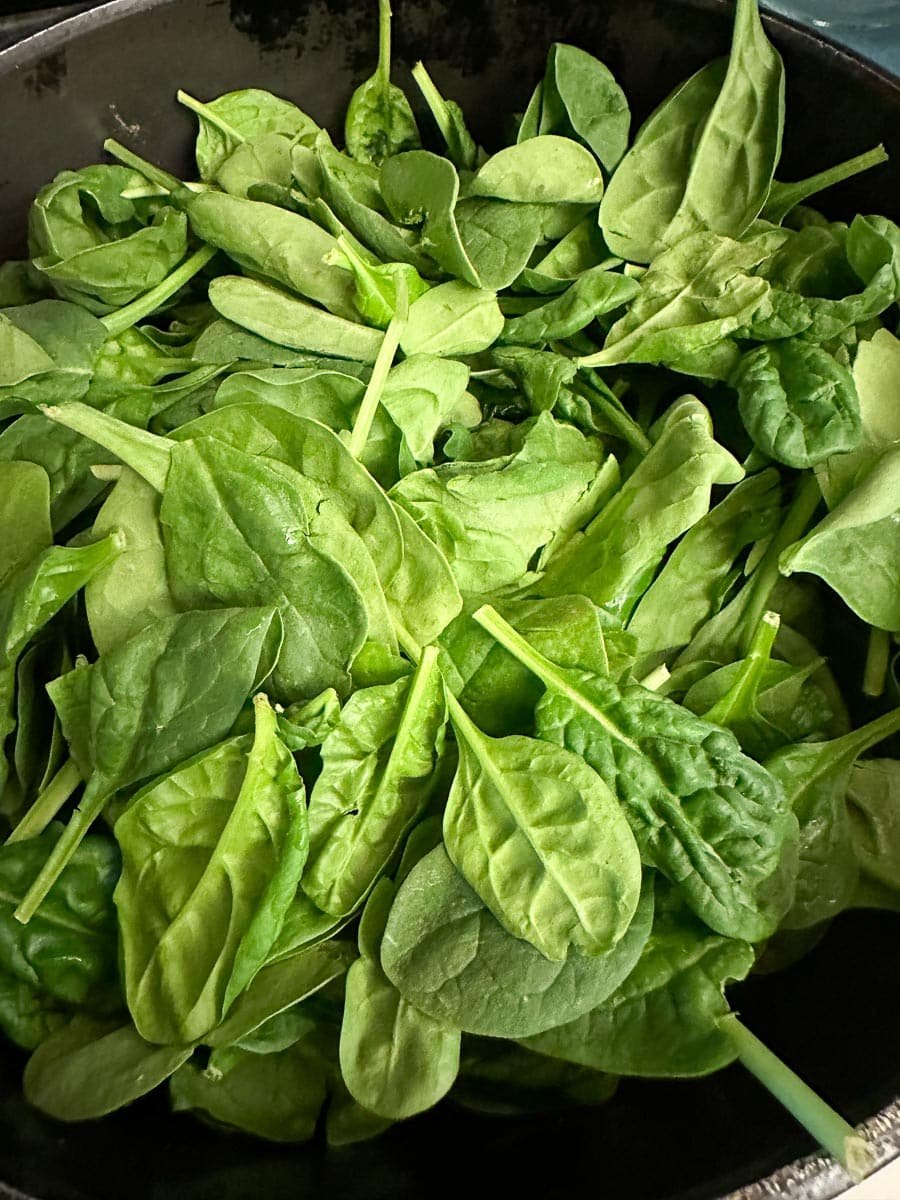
[833,706,900,762]
[377,0,393,85]
[177,91,245,144]
[411,62,455,149]
[639,664,671,692]
[739,473,822,655]
[6,760,81,845]
[574,370,651,455]
[393,621,422,665]
[103,137,184,194]
[443,686,486,752]
[705,611,779,726]
[472,605,639,752]
[15,783,107,923]
[863,628,891,699]
[719,1015,874,1182]
[101,245,218,338]
[347,275,408,459]
[763,144,888,224]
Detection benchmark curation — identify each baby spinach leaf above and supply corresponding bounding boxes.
[443,690,642,962]
[522,883,755,1077]
[173,402,460,648]
[392,411,605,597]
[400,280,504,357]
[0,534,122,669]
[345,0,420,166]
[316,139,434,273]
[212,365,365,429]
[304,647,446,917]
[28,166,189,310]
[215,132,295,199]
[683,629,832,761]
[25,1016,193,1120]
[0,301,106,413]
[276,688,342,752]
[178,190,359,321]
[171,1035,330,1142]
[17,606,281,925]
[327,1076,395,1145]
[501,267,639,346]
[410,62,478,172]
[379,354,470,469]
[115,695,308,1044]
[468,136,604,205]
[580,232,776,372]
[522,214,615,292]
[521,44,630,173]
[453,198,546,292]
[208,276,382,362]
[0,973,66,1051]
[541,397,744,619]
[382,501,463,649]
[339,878,460,1119]
[328,236,430,329]
[847,759,900,909]
[765,708,900,930]
[731,340,861,468]
[628,470,782,660]
[600,0,783,262]
[817,327,900,509]
[382,845,653,1037]
[781,447,900,630]
[0,828,120,1011]
[439,594,628,738]
[85,468,176,655]
[0,461,52,590]
[476,607,796,943]
[207,939,356,1048]
[180,87,319,182]
[380,152,480,285]
[159,436,370,700]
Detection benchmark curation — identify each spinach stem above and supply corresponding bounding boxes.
[639,664,671,692]
[100,245,218,338]
[348,275,408,459]
[443,686,484,750]
[473,604,640,752]
[830,706,900,763]
[763,144,888,224]
[862,628,891,699]
[377,0,393,86]
[14,783,107,923]
[411,62,455,151]
[738,473,821,654]
[393,621,422,665]
[575,368,651,454]
[176,91,245,145]
[102,138,183,194]
[40,402,171,493]
[704,611,779,726]
[5,760,82,845]
[718,1015,874,1182]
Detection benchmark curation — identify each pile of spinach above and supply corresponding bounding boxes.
[0,0,897,1177]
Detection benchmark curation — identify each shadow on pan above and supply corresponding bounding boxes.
[0,2,898,1197]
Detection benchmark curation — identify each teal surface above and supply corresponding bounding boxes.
[765,0,900,75]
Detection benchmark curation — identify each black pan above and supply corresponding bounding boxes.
[0,2,898,1197]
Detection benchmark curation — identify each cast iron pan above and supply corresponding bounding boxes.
[0,2,899,1197]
